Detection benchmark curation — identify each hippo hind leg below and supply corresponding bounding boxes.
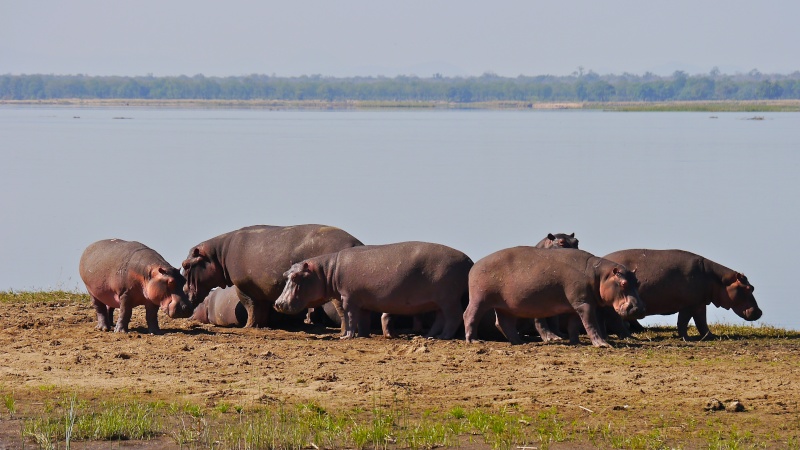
[91,297,113,331]
[495,310,524,345]
[534,317,563,343]
[433,299,464,340]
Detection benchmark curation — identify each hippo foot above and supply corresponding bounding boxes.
[591,341,612,348]
[147,329,163,336]
[539,332,563,343]
[113,327,130,333]
[698,332,717,341]
[95,324,111,332]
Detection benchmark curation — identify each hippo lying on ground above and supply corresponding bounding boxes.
[602,249,762,340]
[192,287,247,327]
[274,241,473,339]
[79,239,194,334]
[464,247,645,347]
[181,224,362,328]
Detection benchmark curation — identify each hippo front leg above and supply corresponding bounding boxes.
[236,288,266,328]
[573,303,610,348]
[340,296,360,339]
[144,304,162,335]
[91,297,113,331]
[381,314,399,339]
[114,292,133,333]
[679,305,715,341]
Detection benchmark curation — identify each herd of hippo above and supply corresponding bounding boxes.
[78,224,762,346]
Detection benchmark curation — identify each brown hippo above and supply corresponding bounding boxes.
[535,232,579,249]
[79,239,194,334]
[530,232,580,341]
[273,241,473,339]
[464,247,645,347]
[181,224,363,328]
[602,249,762,340]
[191,287,248,327]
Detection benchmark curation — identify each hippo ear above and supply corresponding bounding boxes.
[612,267,620,275]
[547,233,555,240]
[302,262,310,272]
[158,267,168,275]
[192,247,201,258]
[569,233,575,238]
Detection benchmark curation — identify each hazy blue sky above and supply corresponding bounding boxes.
[2,0,798,77]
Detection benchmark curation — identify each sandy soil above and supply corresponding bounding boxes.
[1,298,799,448]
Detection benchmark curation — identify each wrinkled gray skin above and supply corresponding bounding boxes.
[603,249,762,340]
[274,241,473,339]
[464,247,645,347]
[192,287,248,327]
[181,225,363,328]
[79,239,193,334]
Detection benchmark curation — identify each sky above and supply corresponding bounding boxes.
[1,0,798,78]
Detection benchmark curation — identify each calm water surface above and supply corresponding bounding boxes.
[1,106,798,329]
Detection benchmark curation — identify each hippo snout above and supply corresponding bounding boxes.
[167,295,195,319]
[741,306,762,321]
[619,295,646,320]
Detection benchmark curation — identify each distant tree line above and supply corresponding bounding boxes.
[2,69,799,102]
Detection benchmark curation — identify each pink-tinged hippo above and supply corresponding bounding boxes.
[79,239,194,334]
[273,241,473,339]
[602,249,762,340]
[191,287,247,327]
[464,247,644,347]
[181,224,362,328]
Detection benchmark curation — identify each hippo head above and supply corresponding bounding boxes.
[542,233,579,249]
[181,245,226,306]
[146,266,194,319]
[273,261,326,315]
[599,266,646,320]
[716,272,762,321]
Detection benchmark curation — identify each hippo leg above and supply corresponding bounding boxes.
[426,312,445,338]
[690,305,716,341]
[676,306,715,341]
[91,297,113,331]
[340,297,360,339]
[436,301,465,340]
[237,288,268,328]
[381,314,399,339]
[534,317,563,343]
[114,292,133,333]
[567,314,582,344]
[573,303,610,348]
[357,311,372,338]
[463,302,492,343]
[495,310,524,345]
[144,304,162,335]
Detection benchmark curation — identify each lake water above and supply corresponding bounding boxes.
[1,106,798,330]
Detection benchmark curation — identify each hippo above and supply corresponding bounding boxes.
[273,241,473,339]
[602,249,762,340]
[192,287,248,327]
[530,232,580,341]
[464,247,645,347]
[79,239,194,334]
[535,232,579,249]
[181,224,362,328]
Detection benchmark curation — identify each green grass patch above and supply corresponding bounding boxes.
[0,290,88,304]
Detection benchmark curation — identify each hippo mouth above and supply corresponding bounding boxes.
[616,295,646,320]
[737,306,763,321]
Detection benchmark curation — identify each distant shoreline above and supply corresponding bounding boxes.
[1,98,799,112]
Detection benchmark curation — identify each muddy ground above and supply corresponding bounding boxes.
[0,297,799,449]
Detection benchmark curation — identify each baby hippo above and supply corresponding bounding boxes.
[464,247,645,347]
[273,241,473,339]
[79,239,194,334]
